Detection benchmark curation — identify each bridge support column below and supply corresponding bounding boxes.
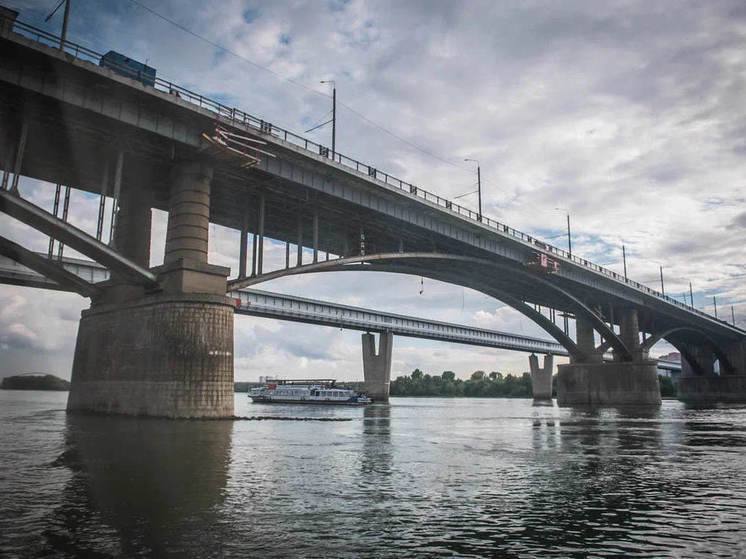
[68,160,234,418]
[362,331,393,403]
[558,315,660,406]
[529,354,553,400]
[678,341,746,403]
[113,181,151,268]
[619,308,647,361]
[576,318,602,363]
[557,361,661,406]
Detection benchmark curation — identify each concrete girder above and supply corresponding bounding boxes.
[0,235,101,298]
[0,189,158,287]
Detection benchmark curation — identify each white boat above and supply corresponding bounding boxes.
[249,379,372,406]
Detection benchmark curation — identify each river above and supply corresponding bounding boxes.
[1,390,745,558]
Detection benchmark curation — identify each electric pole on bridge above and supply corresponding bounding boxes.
[45,0,71,51]
[320,80,336,157]
[464,158,482,221]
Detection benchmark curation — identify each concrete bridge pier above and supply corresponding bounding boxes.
[678,341,746,403]
[528,354,554,400]
[557,311,661,406]
[68,160,235,418]
[362,331,393,403]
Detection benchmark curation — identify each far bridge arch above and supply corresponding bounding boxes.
[643,326,735,374]
[228,252,634,362]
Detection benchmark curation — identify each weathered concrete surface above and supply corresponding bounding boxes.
[677,375,746,403]
[113,179,152,268]
[529,354,554,400]
[67,293,235,418]
[575,318,603,362]
[164,161,212,264]
[362,331,393,403]
[557,361,661,406]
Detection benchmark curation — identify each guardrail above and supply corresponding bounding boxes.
[4,15,739,330]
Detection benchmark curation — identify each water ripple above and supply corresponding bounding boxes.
[2,394,746,557]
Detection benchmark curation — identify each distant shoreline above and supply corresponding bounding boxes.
[1,374,71,391]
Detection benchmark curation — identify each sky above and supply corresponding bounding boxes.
[1,0,745,381]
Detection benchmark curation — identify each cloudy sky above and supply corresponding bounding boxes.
[1,0,745,381]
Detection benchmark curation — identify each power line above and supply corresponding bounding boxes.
[126,0,469,173]
[304,110,333,133]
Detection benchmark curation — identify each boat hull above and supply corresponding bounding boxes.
[250,397,370,406]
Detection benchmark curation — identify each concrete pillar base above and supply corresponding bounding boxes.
[362,331,393,403]
[529,354,554,400]
[677,375,746,403]
[67,293,235,418]
[557,361,661,406]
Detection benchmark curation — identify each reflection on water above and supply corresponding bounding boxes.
[2,392,746,558]
[42,416,233,557]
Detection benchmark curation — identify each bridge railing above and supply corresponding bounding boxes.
[5,16,736,329]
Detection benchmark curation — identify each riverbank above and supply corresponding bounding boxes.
[1,374,70,391]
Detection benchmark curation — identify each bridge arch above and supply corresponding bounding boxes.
[228,252,634,361]
[643,326,734,374]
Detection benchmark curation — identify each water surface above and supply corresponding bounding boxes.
[1,391,746,557]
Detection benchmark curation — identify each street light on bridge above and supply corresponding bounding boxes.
[463,158,482,221]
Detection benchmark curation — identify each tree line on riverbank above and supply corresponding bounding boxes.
[391,369,679,398]
[390,369,533,398]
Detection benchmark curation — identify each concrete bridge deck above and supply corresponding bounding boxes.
[0,18,741,343]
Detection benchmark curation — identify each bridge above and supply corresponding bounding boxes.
[0,9,740,417]
[0,252,683,398]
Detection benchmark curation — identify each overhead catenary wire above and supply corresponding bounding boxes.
[125,0,470,173]
[304,110,333,133]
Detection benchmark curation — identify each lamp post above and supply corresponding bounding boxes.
[622,244,627,280]
[320,80,336,157]
[659,266,665,295]
[463,158,482,221]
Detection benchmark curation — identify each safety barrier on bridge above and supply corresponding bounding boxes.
[1,14,737,329]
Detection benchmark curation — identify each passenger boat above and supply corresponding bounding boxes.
[249,379,372,406]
